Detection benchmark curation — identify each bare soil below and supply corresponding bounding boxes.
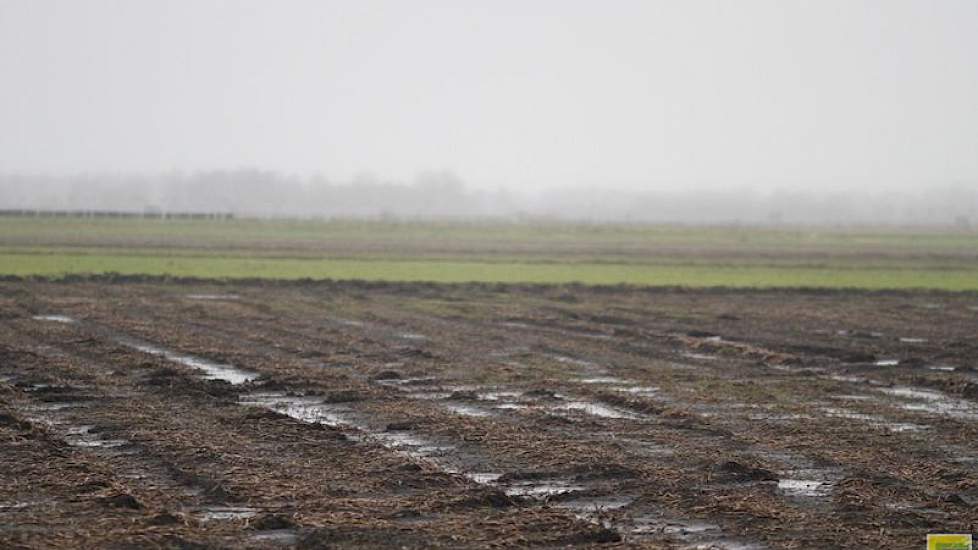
[2,278,977,548]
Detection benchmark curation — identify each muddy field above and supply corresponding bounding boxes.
[2,278,977,548]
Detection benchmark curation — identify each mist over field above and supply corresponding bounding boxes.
[1,171,976,226]
[2,1,977,228]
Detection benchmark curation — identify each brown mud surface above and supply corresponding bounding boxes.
[2,279,977,548]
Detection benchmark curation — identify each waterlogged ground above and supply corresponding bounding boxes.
[2,278,978,548]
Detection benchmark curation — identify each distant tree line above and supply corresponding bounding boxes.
[0,209,233,220]
[0,170,975,227]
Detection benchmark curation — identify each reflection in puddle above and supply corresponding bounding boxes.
[444,404,493,417]
[553,401,638,420]
[831,394,874,401]
[880,386,978,421]
[465,473,588,502]
[186,294,239,301]
[464,473,502,484]
[615,386,661,398]
[377,377,441,387]
[33,315,77,323]
[779,479,829,497]
[240,393,454,461]
[503,479,585,498]
[0,500,49,511]
[558,495,634,513]
[620,510,765,548]
[682,352,716,361]
[637,519,717,536]
[128,342,257,384]
[576,376,629,384]
[250,530,298,545]
[195,506,259,521]
[240,394,353,428]
[479,391,522,401]
[26,401,90,413]
[549,354,598,368]
[880,387,942,400]
[404,391,452,401]
[65,425,128,449]
[821,406,928,432]
[748,412,813,421]
[830,375,868,384]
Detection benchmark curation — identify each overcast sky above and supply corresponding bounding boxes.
[1,0,975,191]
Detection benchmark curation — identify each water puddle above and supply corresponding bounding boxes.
[548,354,598,368]
[464,472,503,484]
[33,315,77,323]
[683,542,764,550]
[25,401,90,413]
[239,393,354,428]
[874,359,900,367]
[195,506,259,521]
[928,365,957,372]
[553,401,638,420]
[830,375,869,384]
[240,392,454,461]
[0,500,49,512]
[126,341,257,384]
[748,413,813,421]
[250,530,298,545]
[682,352,717,361]
[404,391,453,401]
[837,330,884,339]
[376,376,441,387]
[776,468,839,498]
[576,376,630,384]
[502,479,585,498]
[374,432,453,456]
[821,406,928,432]
[830,394,875,402]
[19,397,132,453]
[185,294,239,301]
[399,333,427,341]
[68,437,128,449]
[444,403,493,418]
[615,386,661,397]
[242,386,751,547]
[629,516,719,538]
[612,509,764,548]
[64,425,128,449]
[558,495,635,514]
[899,337,927,344]
[879,386,978,421]
[879,387,942,400]
[479,390,522,401]
[463,472,587,501]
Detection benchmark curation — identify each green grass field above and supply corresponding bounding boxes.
[2,217,976,289]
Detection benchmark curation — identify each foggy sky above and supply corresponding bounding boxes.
[1,1,977,192]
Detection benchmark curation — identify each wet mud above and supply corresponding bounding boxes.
[2,279,978,548]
